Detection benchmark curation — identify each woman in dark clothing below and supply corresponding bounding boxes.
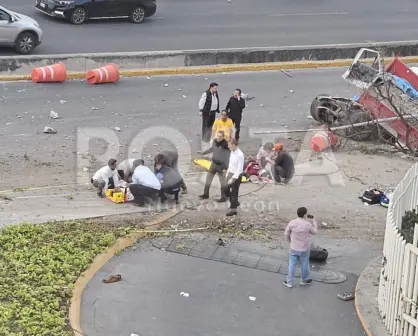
[225,88,246,141]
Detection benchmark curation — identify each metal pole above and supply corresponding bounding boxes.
[253,114,418,135]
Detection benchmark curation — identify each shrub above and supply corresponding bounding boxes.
[401,209,418,244]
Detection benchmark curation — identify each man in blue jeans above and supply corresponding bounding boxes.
[283,207,318,288]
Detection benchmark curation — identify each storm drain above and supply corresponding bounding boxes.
[156,237,347,284]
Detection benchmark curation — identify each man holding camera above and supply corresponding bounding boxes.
[283,207,318,288]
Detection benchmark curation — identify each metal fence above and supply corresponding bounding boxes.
[379,162,418,335]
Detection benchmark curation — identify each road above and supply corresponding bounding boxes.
[1,0,418,55]
[0,68,358,189]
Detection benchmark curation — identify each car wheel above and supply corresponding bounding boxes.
[15,32,37,55]
[345,110,375,142]
[310,95,338,124]
[129,7,145,23]
[70,7,87,24]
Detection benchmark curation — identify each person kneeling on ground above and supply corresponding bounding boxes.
[117,158,137,182]
[273,143,295,184]
[154,154,183,204]
[197,130,230,202]
[256,142,276,169]
[91,158,120,198]
[154,150,187,194]
[129,159,161,206]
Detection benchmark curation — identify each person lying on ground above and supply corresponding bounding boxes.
[197,130,230,201]
[91,158,120,198]
[212,110,234,142]
[273,143,295,184]
[154,150,187,194]
[129,159,161,206]
[256,142,276,168]
[154,154,183,204]
[117,158,136,182]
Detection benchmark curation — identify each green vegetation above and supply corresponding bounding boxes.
[401,209,418,244]
[0,220,132,336]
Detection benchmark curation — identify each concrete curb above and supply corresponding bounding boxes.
[354,256,388,336]
[2,57,418,82]
[68,209,182,336]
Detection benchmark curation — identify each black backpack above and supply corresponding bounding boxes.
[360,189,383,205]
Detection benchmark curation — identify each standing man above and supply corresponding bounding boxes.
[129,159,161,206]
[223,139,245,216]
[212,110,234,142]
[225,88,246,142]
[199,82,220,143]
[91,158,120,197]
[197,130,230,202]
[273,143,295,184]
[283,207,318,288]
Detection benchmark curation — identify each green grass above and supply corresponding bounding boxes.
[0,220,133,336]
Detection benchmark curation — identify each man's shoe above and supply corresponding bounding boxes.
[97,190,104,198]
[283,280,293,288]
[300,279,313,286]
[181,188,188,194]
[228,201,240,209]
[226,210,237,216]
[216,197,227,203]
[198,194,209,199]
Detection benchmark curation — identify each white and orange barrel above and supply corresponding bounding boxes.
[309,130,338,152]
[31,63,67,83]
[86,64,120,85]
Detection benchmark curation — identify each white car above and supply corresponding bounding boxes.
[0,5,43,54]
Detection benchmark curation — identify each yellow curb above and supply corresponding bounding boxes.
[3,56,418,82]
[354,275,373,336]
[68,209,181,336]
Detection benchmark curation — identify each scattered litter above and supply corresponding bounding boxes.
[82,167,89,172]
[180,292,189,297]
[90,107,98,111]
[43,126,57,134]
[49,110,59,119]
[321,222,328,227]
[228,0,231,2]
[130,334,139,336]
[249,296,256,301]
[289,89,294,93]
[216,238,225,246]
[17,89,25,93]
[281,69,292,77]
[60,100,66,104]
[178,88,182,91]
[164,83,168,87]
[337,292,354,301]
[102,274,122,283]
[260,104,264,107]
[146,76,151,80]
[182,95,187,98]
[114,127,121,131]
[222,72,227,75]
[307,116,313,119]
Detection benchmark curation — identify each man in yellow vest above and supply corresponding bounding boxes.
[212,110,234,142]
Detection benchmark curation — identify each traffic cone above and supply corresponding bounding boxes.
[86,64,120,85]
[31,63,66,83]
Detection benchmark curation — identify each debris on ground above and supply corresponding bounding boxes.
[216,238,225,246]
[281,69,292,78]
[42,126,57,134]
[102,274,122,283]
[49,110,59,119]
[337,292,355,301]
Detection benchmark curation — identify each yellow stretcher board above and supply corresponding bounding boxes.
[193,159,249,183]
[105,188,128,203]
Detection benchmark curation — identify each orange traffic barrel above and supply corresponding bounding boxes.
[31,63,66,83]
[86,64,120,85]
[309,130,338,152]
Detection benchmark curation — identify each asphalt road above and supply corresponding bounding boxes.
[0,68,357,189]
[2,0,418,55]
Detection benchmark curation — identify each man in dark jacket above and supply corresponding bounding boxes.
[199,82,220,143]
[197,130,230,202]
[154,154,183,204]
[273,144,295,183]
[225,88,246,141]
[154,150,187,194]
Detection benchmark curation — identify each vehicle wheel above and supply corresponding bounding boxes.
[15,32,37,55]
[310,95,338,124]
[345,110,375,141]
[70,7,87,24]
[129,7,145,23]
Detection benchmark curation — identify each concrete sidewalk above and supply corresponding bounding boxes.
[80,235,365,336]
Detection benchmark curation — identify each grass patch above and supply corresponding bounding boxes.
[0,219,137,336]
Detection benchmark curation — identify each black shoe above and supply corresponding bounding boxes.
[135,201,145,207]
[216,197,227,203]
[226,210,237,216]
[198,194,209,199]
[181,188,188,194]
[300,279,313,286]
[229,201,240,209]
[97,190,104,198]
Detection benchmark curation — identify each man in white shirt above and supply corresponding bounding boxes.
[91,158,120,198]
[199,82,220,143]
[129,159,161,206]
[222,139,245,216]
[117,158,136,182]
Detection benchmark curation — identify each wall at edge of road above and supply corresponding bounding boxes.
[2,42,418,75]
